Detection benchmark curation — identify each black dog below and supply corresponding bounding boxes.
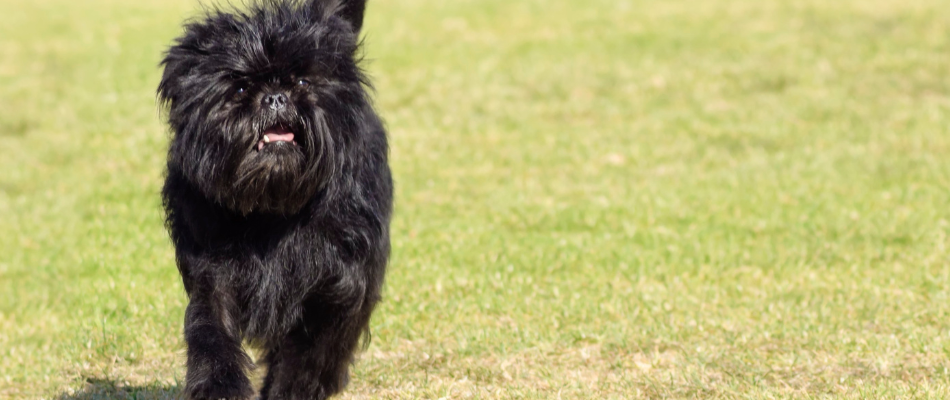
[157,1,392,399]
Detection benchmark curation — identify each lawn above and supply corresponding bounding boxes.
[2,0,950,398]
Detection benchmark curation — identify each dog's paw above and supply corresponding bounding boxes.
[185,369,254,400]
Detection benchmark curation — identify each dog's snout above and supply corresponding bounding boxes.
[262,93,288,110]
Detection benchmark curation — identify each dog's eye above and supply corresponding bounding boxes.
[297,79,310,88]
[236,87,247,95]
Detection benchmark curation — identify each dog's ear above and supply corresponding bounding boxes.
[312,0,367,32]
[336,0,367,32]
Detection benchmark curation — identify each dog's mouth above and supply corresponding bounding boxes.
[256,124,298,151]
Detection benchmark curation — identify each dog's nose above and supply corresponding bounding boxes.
[262,93,288,110]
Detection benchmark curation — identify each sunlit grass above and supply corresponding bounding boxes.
[2,0,950,398]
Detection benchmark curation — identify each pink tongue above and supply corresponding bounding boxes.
[263,126,295,142]
[265,132,295,142]
[257,127,296,151]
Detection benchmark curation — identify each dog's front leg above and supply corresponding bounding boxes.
[260,298,373,400]
[183,282,254,400]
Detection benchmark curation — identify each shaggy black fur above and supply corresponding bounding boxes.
[157,1,392,399]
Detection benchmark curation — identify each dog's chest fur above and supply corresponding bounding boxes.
[169,185,380,344]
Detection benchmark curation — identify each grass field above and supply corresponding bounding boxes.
[2,0,950,398]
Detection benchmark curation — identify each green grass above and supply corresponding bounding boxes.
[3,0,950,398]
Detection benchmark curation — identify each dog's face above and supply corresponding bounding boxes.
[159,0,368,215]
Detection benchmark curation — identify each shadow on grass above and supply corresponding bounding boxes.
[57,378,182,400]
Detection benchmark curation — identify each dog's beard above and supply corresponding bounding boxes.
[185,108,336,216]
[230,140,309,215]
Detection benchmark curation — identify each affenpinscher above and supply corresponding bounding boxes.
[157,1,392,399]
